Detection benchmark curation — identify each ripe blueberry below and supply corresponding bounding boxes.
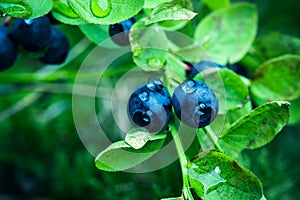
[13,16,52,51]
[127,79,172,133]
[229,63,248,77]
[39,27,69,64]
[109,17,136,46]
[172,80,219,128]
[185,60,226,79]
[0,25,18,71]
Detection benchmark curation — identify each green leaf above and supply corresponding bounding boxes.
[158,20,188,31]
[145,3,197,25]
[194,3,258,65]
[24,0,53,18]
[144,0,172,8]
[251,55,300,102]
[67,0,144,25]
[198,101,252,153]
[173,43,208,63]
[188,150,263,200]
[161,197,183,200]
[79,24,119,48]
[202,0,230,11]
[218,101,290,150]
[288,99,300,125]
[194,68,249,114]
[0,1,32,18]
[52,0,88,25]
[95,134,166,171]
[251,32,300,64]
[0,0,52,18]
[130,20,168,71]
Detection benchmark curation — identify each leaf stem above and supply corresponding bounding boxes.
[169,124,194,200]
[204,126,223,151]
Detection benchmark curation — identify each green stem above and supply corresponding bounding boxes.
[204,126,223,151]
[169,124,194,200]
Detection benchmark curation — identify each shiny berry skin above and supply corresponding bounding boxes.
[127,79,172,133]
[39,27,69,64]
[185,60,226,79]
[13,16,51,51]
[172,80,219,128]
[0,26,18,71]
[109,17,136,46]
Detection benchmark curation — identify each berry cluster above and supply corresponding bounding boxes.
[127,78,219,133]
[0,15,69,72]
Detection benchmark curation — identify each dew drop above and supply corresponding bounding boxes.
[181,80,196,93]
[90,0,112,18]
[133,47,142,57]
[147,57,165,69]
[147,78,163,91]
[24,19,33,25]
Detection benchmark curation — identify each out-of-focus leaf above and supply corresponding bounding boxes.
[251,32,300,63]
[251,54,300,103]
[202,0,230,11]
[194,3,258,65]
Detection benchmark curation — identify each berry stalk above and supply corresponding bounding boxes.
[169,124,194,200]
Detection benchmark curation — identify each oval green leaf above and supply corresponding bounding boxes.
[145,3,197,25]
[188,150,263,200]
[194,3,258,65]
[67,0,144,25]
[52,0,88,25]
[202,0,230,11]
[130,20,168,71]
[218,101,290,150]
[251,54,300,102]
[143,0,172,8]
[251,32,300,64]
[95,133,166,172]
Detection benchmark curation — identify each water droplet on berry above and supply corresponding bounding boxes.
[147,57,164,69]
[138,91,149,101]
[147,78,163,91]
[181,80,196,93]
[24,19,33,25]
[90,0,112,18]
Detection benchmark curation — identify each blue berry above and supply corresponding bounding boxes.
[172,80,219,128]
[185,60,226,79]
[229,63,248,77]
[13,16,51,51]
[127,79,172,133]
[0,25,18,71]
[109,17,136,46]
[39,27,69,64]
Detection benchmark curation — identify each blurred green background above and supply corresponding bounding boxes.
[0,0,300,199]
